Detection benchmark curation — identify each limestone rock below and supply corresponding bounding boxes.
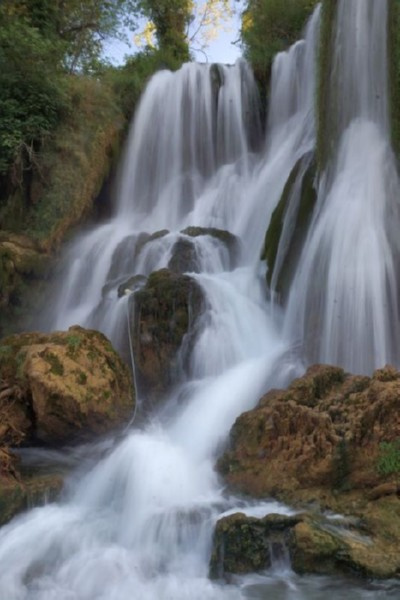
[0,326,134,445]
[131,268,203,404]
[210,512,300,578]
[217,363,400,580]
[218,364,400,497]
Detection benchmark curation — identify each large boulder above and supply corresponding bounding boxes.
[210,509,400,580]
[210,512,300,578]
[218,364,400,498]
[131,268,204,405]
[217,364,400,579]
[0,325,134,445]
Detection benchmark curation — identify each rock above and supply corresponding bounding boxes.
[0,447,63,525]
[209,512,301,578]
[181,226,239,269]
[262,153,317,299]
[131,268,203,405]
[218,364,400,498]
[168,238,199,273]
[0,326,134,445]
[210,508,400,580]
[117,274,147,297]
[0,233,49,309]
[217,363,400,580]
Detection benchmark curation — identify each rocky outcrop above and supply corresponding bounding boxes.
[0,325,134,445]
[131,268,203,405]
[210,512,300,578]
[0,232,51,337]
[0,325,134,524]
[217,364,400,579]
[210,508,400,580]
[0,447,62,526]
[262,153,316,299]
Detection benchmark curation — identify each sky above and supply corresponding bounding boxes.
[104,2,244,66]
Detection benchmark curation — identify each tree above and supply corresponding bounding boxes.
[241,0,319,79]
[133,0,235,61]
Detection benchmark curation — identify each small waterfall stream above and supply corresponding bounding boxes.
[1,1,400,598]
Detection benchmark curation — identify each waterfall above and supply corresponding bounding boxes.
[284,0,400,374]
[1,1,400,598]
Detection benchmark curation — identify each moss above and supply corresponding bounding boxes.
[262,154,317,299]
[316,0,337,170]
[75,370,87,385]
[66,333,83,357]
[43,351,64,376]
[332,438,351,492]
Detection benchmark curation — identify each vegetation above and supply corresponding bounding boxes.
[377,440,400,476]
[240,0,319,100]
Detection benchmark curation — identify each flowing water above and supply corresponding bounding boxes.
[2,1,400,598]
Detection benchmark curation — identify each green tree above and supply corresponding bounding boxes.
[241,0,318,83]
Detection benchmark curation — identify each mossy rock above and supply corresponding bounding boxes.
[117,274,147,298]
[0,326,134,445]
[218,364,400,498]
[168,238,199,274]
[262,153,317,300]
[131,268,203,405]
[210,512,301,578]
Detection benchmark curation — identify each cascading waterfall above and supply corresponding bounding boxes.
[1,2,400,598]
[284,0,400,374]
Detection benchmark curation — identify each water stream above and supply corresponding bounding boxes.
[1,1,400,598]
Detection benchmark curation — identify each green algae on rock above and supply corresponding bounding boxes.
[0,326,134,445]
[131,268,203,405]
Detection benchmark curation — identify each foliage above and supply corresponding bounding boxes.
[240,0,318,91]
[135,0,191,62]
[0,11,67,182]
[377,440,400,476]
[134,0,233,61]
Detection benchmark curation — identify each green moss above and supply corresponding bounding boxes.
[316,0,337,170]
[75,370,87,385]
[66,333,83,357]
[44,351,64,376]
[262,154,317,298]
[377,440,400,476]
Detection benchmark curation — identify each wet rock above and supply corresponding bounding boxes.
[0,447,63,525]
[0,326,134,445]
[217,363,400,579]
[168,238,199,273]
[117,274,147,297]
[131,268,203,405]
[210,512,301,578]
[181,226,239,268]
[262,153,317,299]
[218,364,400,498]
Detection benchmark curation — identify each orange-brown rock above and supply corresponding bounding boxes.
[219,364,400,498]
[0,326,134,445]
[216,364,400,579]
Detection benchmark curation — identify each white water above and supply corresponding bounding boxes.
[2,2,400,598]
[284,0,400,374]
